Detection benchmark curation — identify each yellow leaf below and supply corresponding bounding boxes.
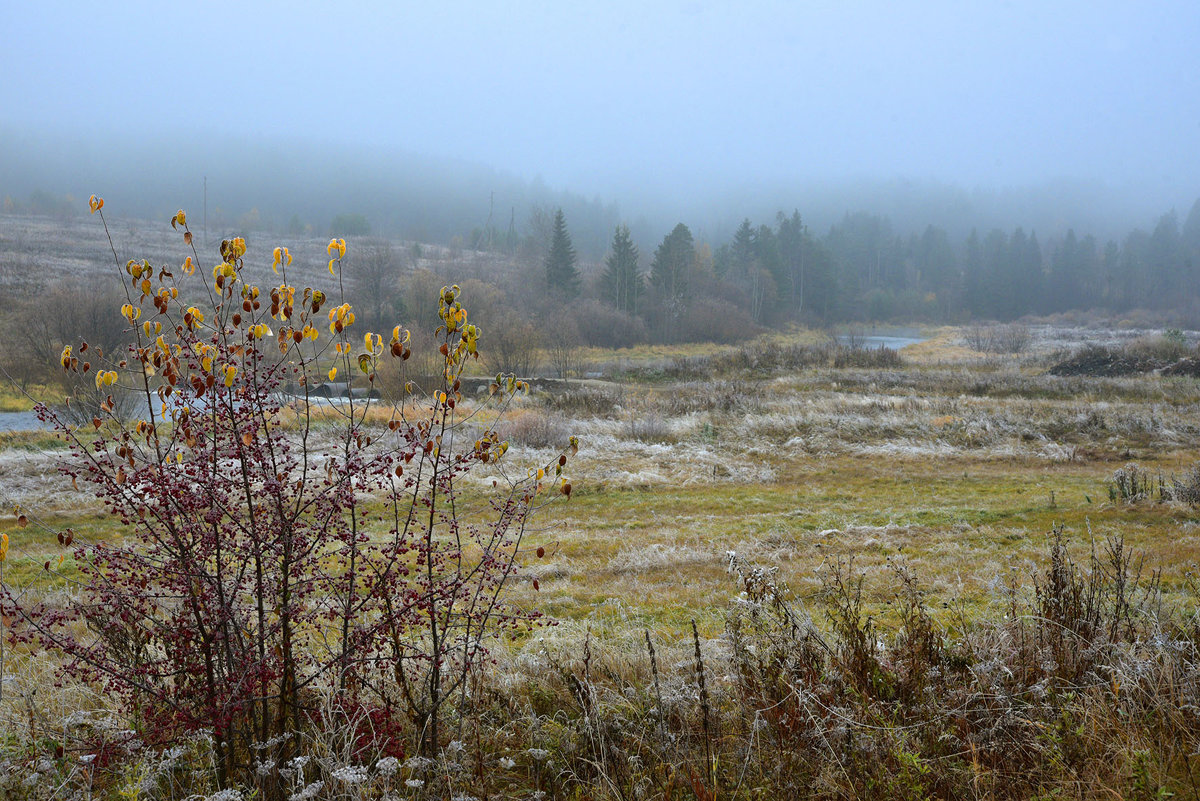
[328,366,338,381]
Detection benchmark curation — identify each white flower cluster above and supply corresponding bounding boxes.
[403,756,433,771]
[204,789,244,801]
[288,780,324,801]
[331,765,370,784]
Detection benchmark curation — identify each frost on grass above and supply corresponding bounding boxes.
[607,542,719,575]
[0,446,95,511]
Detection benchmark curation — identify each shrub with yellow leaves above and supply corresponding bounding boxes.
[4,197,576,794]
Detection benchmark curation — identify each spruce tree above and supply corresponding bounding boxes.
[729,218,756,278]
[650,223,695,301]
[602,224,641,314]
[544,208,581,299]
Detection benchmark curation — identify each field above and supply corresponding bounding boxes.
[2,213,1200,798]
[3,324,1200,797]
[8,327,1200,622]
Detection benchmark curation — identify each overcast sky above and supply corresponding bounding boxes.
[3,0,1198,211]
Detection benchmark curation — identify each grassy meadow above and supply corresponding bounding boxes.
[3,322,1200,799]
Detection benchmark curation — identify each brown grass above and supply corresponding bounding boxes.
[4,325,1200,799]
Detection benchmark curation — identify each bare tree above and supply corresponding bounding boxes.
[545,317,582,379]
[351,239,404,330]
[3,279,131,386]
[487,310,542,377]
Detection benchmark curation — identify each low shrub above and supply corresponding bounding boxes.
[965,322,1034,354]
[501,409,575,448]
[1109,462,1163,502]
[1164,462,1200,506]
[540,384,625,417]
[832,343,903,368]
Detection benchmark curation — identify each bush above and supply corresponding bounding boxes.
[1109,462,1163,502]
[832,343,903,368]
[541,384,624,417]
[1127,332,1191,362]
[1163,462,1200,506]
[3,200,576,794]
[677,298,758,345]
[965,322,1033,354]
[573,300,647,349]
[502,409,574,448]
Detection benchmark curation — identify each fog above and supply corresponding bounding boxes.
[3,0,1198,250]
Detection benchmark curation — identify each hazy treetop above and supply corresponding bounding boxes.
[4,0,1198,214]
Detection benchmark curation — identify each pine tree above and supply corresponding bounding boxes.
[727,218,756,279]
[602,224,641,314]
[544,208,581,298]
[650,223,695,302]
[777,210,807,315]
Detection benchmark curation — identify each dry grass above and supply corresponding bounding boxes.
[4,325,1200,798]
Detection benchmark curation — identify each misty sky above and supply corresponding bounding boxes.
[4,1,1199,209]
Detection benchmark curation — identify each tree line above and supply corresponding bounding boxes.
[537,196,1200,343]
[4,195,1200,383]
